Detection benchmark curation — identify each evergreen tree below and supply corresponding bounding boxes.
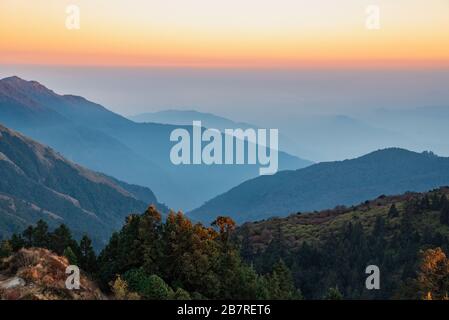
[324,286,343,300]
[139,206,163,275]
[79,235,98,273]
[0,240,12,259]
[64,246,78,265]
[97,232,121,287]
[22,226,34,247]
[50,224,76,255]
[267,260,302,299]
[431,193,441,210]
[420,195,431,210]
[10,234,25,251]
[404,198,420,215]
[33,220,49,248]
[171,287,191,300]
[441,195,449,210]
[388,203,399,218]
[137,274,173,300]
[440,198,449,226]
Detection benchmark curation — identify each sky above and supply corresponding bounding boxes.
[1,0,449,68]
[1,0,448,120]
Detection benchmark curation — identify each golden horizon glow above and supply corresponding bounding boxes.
[1,0,449,68]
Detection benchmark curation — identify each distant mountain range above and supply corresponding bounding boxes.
[0,76,311,210]
[190,148,449,223]
[262,114,411,162]
[131,108,449,163]
[130,110,307,159]
[0,123,166,246]
[130,110,254,131]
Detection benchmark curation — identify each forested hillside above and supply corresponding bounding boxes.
[191,148,449,223]
[0,123,166,246]
[237,187,449,299]
[2,188,449,299]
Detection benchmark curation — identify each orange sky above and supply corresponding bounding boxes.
[1,0,449,68]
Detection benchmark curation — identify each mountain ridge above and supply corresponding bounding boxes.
[190,147,449,223]
[0,76,311,210]
[0,122,166,246]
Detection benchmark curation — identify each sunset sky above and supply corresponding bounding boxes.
[1,0,449,68]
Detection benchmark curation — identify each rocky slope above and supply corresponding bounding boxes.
[0,248,105,300]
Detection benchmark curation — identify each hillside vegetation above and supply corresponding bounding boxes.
[1,188,449,299]
[0,123,166,247]
[237,187,449,299]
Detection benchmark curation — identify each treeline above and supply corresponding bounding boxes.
[3,192,449,299]
[98,207,301,299]
[0,206,301,300]
[240,192,449,299]
[0,220,98,274]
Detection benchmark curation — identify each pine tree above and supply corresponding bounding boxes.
[440,198,449,226]
[440,195,449,210]
[64,246,78,265]
[97,232,121,287]
[265,260,302,299]
[33,220,49,248]
[420,195,431,210]
[139,274,173,300]
[139,206,162,275]
[0,240,12,259]
[405,198,420,215]
[431,193,441,210]
[22,226,34,247]
[79,235,98,273]
[388,204,400,218]
[50,224,75,255]
[171,287,191,300]
[10,234,25,251]
[324,286,343,300]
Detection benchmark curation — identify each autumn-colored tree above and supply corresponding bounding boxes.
[212,216,236,246]
[111,276,140,300]
[416,247,449,300]
[160,211,221,298]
